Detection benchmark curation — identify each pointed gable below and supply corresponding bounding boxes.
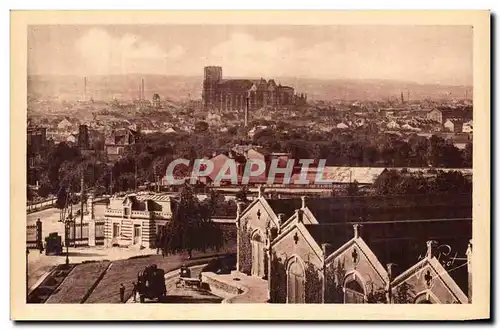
[322,229,390,289]
[391,250,469,304]
[239,196,281,232]
[271,219,324,270]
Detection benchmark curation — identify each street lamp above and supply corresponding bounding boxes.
[65,212,73,267]
[26,248,29,302]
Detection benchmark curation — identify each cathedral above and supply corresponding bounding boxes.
[202,66,307,111]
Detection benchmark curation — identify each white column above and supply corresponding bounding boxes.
[88,220,96,247]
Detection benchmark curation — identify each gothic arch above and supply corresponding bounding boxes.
[251,228,265,243]
[286,255,306,304]
[250,229,266,278]
[343,271,367,303]
[414,290,441,304]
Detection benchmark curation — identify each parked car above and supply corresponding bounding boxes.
[199,254,237,280]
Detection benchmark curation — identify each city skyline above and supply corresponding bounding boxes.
[28,25,473,86]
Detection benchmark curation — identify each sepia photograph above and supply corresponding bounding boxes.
[10,10,490,321]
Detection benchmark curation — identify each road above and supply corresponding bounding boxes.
[27,246,156,291]
[27,203,107,244]
[26,204,234,301]
[27,207,65,243]
[26,203,118,291]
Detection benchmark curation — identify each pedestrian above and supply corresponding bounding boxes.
[119,283,125,303]
[132,282,137,302]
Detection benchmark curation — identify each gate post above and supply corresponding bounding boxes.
[88,195,96,246]
[35,219,43,252]
[88,220,96,247]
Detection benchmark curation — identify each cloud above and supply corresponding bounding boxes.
[203,31,472,85]
[165,45,186,59]
[206,33,297,77]
[204,32,361,79]
[68,28,471,85]
[205,32,388,79]
[75,28,185,75]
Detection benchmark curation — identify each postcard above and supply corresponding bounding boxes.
[11,10,490,320]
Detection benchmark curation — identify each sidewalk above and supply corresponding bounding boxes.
[27,246,156,289]
[201,271,269,303]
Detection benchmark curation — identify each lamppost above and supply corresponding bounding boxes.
[65,212,73,267]
[26,248,29,302]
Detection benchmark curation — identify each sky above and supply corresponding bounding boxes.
[28,25,473,85]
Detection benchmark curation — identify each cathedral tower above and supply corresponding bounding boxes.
[202,66,222,109]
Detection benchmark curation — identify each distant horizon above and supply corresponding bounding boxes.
[27,73,473,88]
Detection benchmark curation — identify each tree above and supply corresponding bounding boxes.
[373,170,402,195]
[194,121,209,133]
[345,180,361,196]
[55,187,70,209]
[161,185,223,259]
[27,185,35,201]
[462,142,473,168]
[37,180,52,198]
[430,171,472,193]
[393,282,415,303]
[324,258,346,303]
[235,185,249,202]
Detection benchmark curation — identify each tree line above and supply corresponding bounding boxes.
[27,126,472,201]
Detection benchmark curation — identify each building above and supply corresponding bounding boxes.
[386,120,400,129]
[444,119,466,133]
[153,93,161,109]
[104,193,174,248]
[202,66,306,111]
[66,134,77,144]
[27,125,47,153]
[234,190,472,304]
[336,122,349,129]
[27,125,47,170]
[105,128,139,160]
[104,192,239,249]
[77,124,91,150]
[427,107,473,125]
[57,118,74,130]
[463,120,473,133]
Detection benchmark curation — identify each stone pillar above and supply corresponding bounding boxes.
[236,202,243,272]
[36,219,43,251]
[265,226,271,283]
[322,243,333,303]
[89,194,94,220]
[425,240,438,259]
[466,239,472,303]
[386,263,395,303]
[353,223,360,239]
[88,219,96,247]
[277,213,285,233]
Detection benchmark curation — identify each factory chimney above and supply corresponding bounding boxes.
[245,95,249,127]
[141,78,145,101]
[400,91,404,104]
[84,77,87,102]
